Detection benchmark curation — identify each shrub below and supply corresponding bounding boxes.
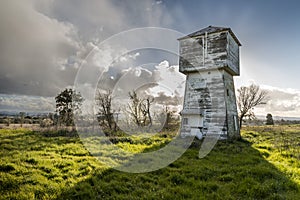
[40,118,54,127]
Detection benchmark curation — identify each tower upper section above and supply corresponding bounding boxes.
[178,26,241,76]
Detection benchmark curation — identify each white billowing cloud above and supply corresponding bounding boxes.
[119,52,140,63]
[109,60,185,101]
[149,61,185,113]
[106,60,185,115]
[0,94,55,113]
[90,44,128,69]
[112,67,156,97]
[253,85,300,117]
[153,91,182,106]
[151,60,186,97]
[156,1,163,5]
[73,42,137,95]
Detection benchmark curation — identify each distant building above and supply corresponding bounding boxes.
[178,26,241,140]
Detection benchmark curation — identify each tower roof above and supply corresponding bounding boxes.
[178,26,241,46]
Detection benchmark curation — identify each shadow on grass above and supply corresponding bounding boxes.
[56,138,300,200]
[0,128,299,199]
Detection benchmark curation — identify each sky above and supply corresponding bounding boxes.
[1,0,300,118]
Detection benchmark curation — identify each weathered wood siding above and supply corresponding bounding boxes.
[182,71,228,137]
[223,70,240,138]
[179,31,239,76]
[226,33,240,75]
[179,27,241,140]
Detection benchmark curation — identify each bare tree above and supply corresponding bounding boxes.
[140,97,154,126]
[127,91,142,126]
[127,91,154,127]
[96,90,115,131]
[237,84,268,128]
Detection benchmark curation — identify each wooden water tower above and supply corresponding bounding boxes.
[178,26,241,140]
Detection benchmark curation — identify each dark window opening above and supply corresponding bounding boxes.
[183,118,188,125]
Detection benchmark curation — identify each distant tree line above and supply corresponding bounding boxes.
[96,89,179,134]
[0,112,56,127]
[1,85,300,131]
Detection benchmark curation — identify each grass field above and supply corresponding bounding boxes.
[0,125,299,199]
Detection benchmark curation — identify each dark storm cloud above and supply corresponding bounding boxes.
[3,0,299,116]
[0,0,82,96]
[0,0,174,97]
[34,0,175,54]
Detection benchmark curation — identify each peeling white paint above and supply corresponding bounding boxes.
[179,27,241,139]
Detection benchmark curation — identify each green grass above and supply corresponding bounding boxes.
[0,126,299,199]
[242,125,300,186]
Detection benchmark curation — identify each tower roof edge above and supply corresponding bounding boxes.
[178,26,241,46]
